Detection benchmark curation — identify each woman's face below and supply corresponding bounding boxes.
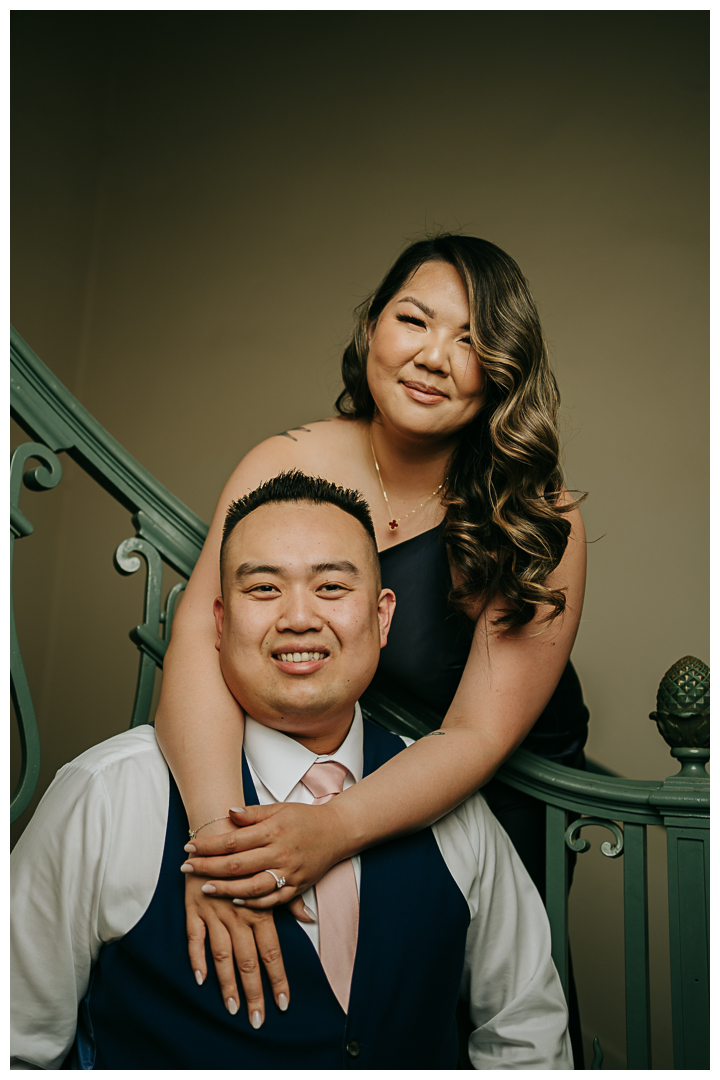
[366,260,485,442]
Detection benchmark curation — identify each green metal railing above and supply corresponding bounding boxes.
[360,678,709,1071]
[10,326,709,1069]
[11,324,204,823]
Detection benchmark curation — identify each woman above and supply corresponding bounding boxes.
[156,235,587,1061]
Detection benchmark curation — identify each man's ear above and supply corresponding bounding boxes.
[376,588,396,648]
[213,596,225,652]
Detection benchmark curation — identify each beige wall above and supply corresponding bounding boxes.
[11,11,708,1069]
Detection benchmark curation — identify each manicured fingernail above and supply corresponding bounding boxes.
[180,862,194,873]
[226,997,238,1016]
[278,993,288,1012]
[195,970,204,986]
[232,898,246,906]
[251,1010,262,1029]
[201,883,217,894]
[184,843,196,853]
[229,807,246,813]
[303,904,317,921]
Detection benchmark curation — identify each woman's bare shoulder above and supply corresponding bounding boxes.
[265,416,362,455]
[222,417,367,499]
[250,416,365,471]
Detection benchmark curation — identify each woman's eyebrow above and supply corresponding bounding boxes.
[397,295,436,319]
[397,295,470,331]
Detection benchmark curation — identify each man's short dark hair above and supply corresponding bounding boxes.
[220,470,380,591]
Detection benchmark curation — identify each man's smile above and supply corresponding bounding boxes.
[271,646,331,674]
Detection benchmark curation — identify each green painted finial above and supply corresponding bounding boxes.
[650,655,709,749]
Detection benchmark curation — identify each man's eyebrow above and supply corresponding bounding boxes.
[234,561,362,579]
[312,561,361,577]
[235,562,285,579]
[397,295,436,320]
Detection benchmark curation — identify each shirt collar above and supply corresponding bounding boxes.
[243,702,364,803]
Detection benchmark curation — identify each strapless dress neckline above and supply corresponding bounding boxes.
[377,521,444,557]
[372,520,589,763]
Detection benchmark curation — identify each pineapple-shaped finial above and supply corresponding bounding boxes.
[650,656,709,749]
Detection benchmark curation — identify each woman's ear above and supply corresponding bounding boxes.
[367,319,376,344]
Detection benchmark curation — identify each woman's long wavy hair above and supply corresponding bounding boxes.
[335,234,583,630]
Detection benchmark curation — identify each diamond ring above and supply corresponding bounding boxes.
[263,870,286,889]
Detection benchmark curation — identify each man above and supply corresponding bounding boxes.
[11,471,572,1069]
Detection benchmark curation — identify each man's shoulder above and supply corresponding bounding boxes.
[58,724,165,781]
[39,726,169,825]
[12,726,169,875]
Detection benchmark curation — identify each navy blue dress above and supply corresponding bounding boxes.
[373,523,589,767]
[370,523,588,1068]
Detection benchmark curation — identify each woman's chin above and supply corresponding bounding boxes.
[377,403,464,444]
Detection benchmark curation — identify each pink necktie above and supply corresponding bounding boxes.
[301,761,359,1013]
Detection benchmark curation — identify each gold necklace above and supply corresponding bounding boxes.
[370,434,446,532]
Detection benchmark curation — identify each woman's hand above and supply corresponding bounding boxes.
[181,801,346,907]
[182,804,341,1021]
[185,872,299,1025]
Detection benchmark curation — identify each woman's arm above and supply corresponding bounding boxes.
[155,505,245,828]
[155,441,310,1021]
[185,503,587,898]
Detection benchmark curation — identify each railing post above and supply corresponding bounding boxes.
[623,822,651,1068]
[649,656,710,1071]
[545,804,569,996]
[665,811,709,1069]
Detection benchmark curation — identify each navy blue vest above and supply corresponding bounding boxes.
[69,720,470,1069]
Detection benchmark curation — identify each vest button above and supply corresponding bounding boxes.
[346,1041,361,1058]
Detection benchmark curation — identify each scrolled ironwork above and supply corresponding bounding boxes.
[114,536,164,624]
[161,581,187,641]
[12,326,206,577]
[11,440,63,513]
[114,536,166,727]
[565,817,624,858]
[113,549,188,727]
[10,441,64,822]
[114,543,143,577]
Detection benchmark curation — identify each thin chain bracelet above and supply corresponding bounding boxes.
[188,815,231,841]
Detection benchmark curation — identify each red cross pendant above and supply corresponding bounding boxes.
[389,519,399,530]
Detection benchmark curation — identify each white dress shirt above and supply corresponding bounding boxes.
[243,703,366,953]
[11,707,572,1070]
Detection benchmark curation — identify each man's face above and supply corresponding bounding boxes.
[214,501,395,750]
